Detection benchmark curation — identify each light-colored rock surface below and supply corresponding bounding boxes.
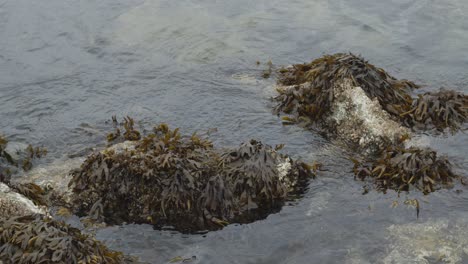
[0,183,44,217]
[327,78,409,155]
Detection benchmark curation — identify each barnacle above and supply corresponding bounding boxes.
[353,146,458,194]
[69,120,315,232]
[0,214,128,264]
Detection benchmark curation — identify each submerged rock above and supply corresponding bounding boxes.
[384,218,468,264]
[0,214,132,264]
[68,123,314,232]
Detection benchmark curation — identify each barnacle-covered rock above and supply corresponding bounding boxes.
[274,53,468,155]
[0,214,129,264]
[0,183,45,217]
[353,146,458,194]
[274,53,415,154]
[275,53,417,121]
[326,79,409,155]
[69,124,314,232]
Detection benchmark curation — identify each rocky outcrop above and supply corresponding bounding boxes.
[68,123,315,232]
[273,53,464,193]
[274,53,417,155]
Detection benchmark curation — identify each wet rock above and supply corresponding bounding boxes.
[273,53,465,193]
[0,183,45,217]
[327,79,409,155]
[274,53,416,155]
[68,123,314,232]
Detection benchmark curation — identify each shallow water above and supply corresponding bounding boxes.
[1,0,467,263]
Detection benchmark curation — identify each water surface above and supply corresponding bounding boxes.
[1,0,467,263]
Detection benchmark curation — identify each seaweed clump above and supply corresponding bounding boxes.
[401,89,468,132]
[7,182,48,207]
[107,116,141,143]
[0,215,127,264]
[69,122,314,231]
[274,53,418,123]
[353,146,458,194]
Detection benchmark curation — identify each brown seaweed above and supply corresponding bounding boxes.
[274,53,418,124]
[401,89,468,132]
[107,116,141,143]
[0,215,128,264]
[353,146,458,194]
[9,183,48,206]
[69,120,314,232]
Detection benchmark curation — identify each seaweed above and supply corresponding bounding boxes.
[107,116,141,143]
[0,214,128,264]
[401,89,468,132]
[353,146,458,194]
[69,120,314,232]
[9,183,48,206]
[274,53,418,123]
[0,134,47,182]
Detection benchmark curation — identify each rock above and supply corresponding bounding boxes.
[4,141,29,161]
[273,53,464,193]
[327,79,409,155]
[274,53,416,155]
[0,183,45,217]
[68,124,315,232]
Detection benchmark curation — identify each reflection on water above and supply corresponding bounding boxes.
[1,0,467,263]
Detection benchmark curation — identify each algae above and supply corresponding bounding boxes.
[353,146,458,194]
[69,120,314,232]
[0,214,129,264]
[274,53,418,124]
[401,89,468,132]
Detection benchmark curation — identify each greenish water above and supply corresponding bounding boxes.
[1,0,467,263]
